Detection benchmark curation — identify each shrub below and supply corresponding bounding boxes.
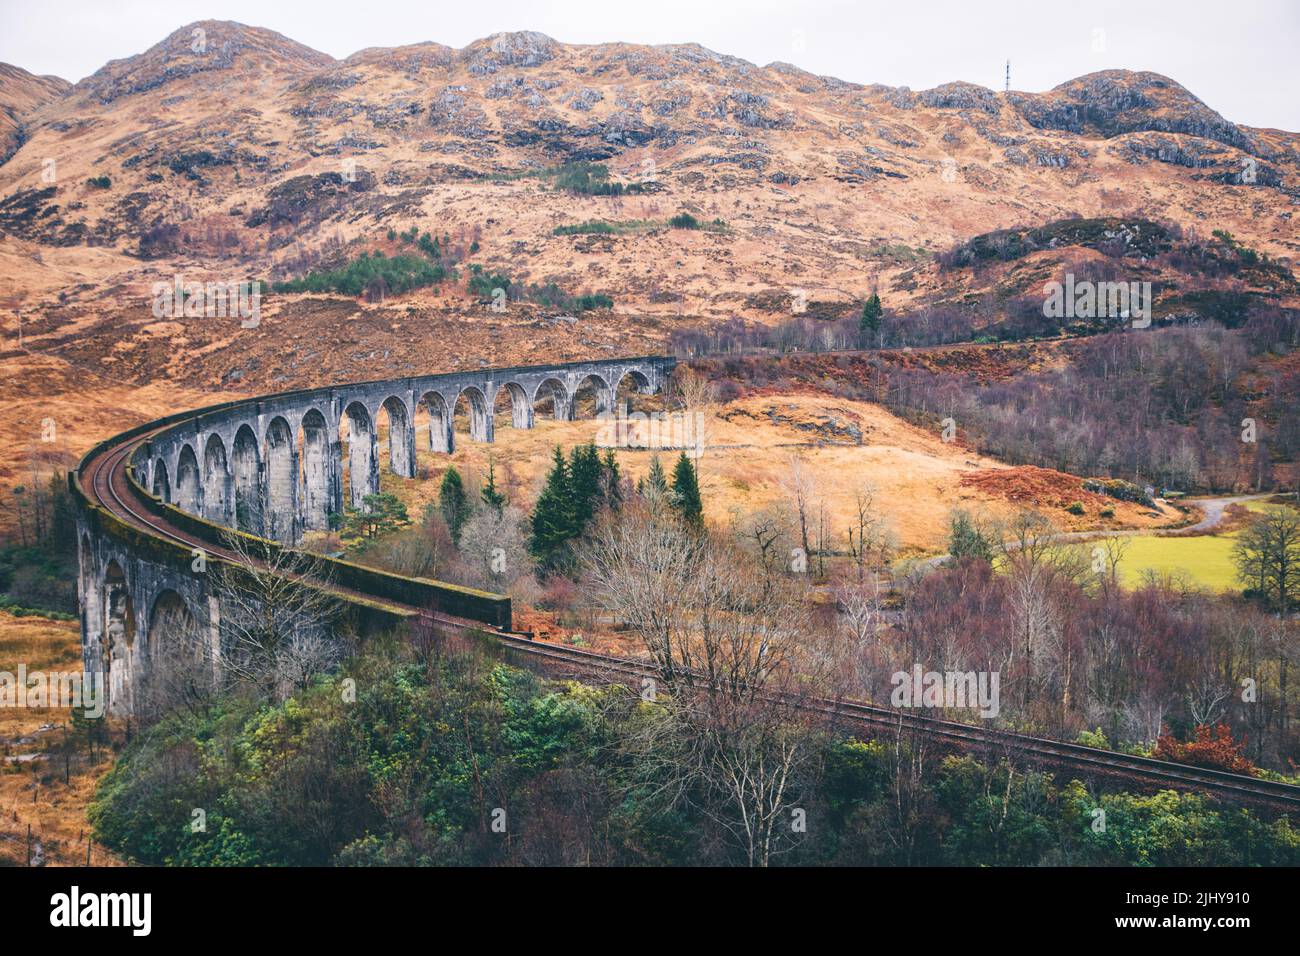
[1077,728,1111,750]
[1153,723,1256,775]
[1083,478,1155,508]
[468,268,512,301]
[1066,502,1085,516]
[668,213,728,231]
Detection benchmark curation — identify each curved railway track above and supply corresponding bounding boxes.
[80,427,1300,813]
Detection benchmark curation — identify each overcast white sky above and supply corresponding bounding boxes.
[2,0,1297,130]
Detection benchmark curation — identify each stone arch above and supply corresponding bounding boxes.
[103,559,136,715]
[146,589,199,663]
[612,369,656,446]
[202,433,231,525]
[532,377,571,421]
[151,457,171,502]
[615,368,653,406]
[299,408,333,531]
[573,373,613,418]
[418,391,453,454]
[453,386,491,443]
[379,395,415,478]
[264,416,297,542]
[141,589,207,717]
[494,381,533,430]
[175,444,201,514]
[341,401,378,509]
[231,424,263,534]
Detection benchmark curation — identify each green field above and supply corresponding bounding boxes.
[1115,533,1243,591]
[1114,500,1286,592]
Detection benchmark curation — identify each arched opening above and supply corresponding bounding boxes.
[103,560,135,714]
[453,386,491,443]
[378,396,414,478]
[175,444,201,514]
[299,408,332,531]
[141,589,207,716]
[341,401,378,510]
[493,382,532,431]
[418,391,453,455]
[231,424,262,534]
[614,369,656,446]
[202,434,231,525]
[265,416,297,542]
[532,378,570,421]
[615,369,653,411]
[151,458,171,502]
[573,373,613,418]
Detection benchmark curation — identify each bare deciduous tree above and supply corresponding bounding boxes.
[845,483,891,583]
[211,532,342,701]
[584,500,825,865]
[785,457,817,573]
[729,503,794,582]
[457,504,532,593]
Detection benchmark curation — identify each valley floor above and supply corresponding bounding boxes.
[0,611,121,867]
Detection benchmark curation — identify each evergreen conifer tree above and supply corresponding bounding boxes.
[530,446,575,569]
[481,458,506,515]
[860,292,883,337]
[670,452,704,528]
[439,466,471,543]
[642,453,669,500]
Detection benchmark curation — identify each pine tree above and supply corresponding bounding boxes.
[342,492,411,544]
[670,452,704,528]
[641,453,669,500]
[568,441,604,531]
[481,458,506,515]
[947,509,993,565]
[439,466,471,544]
[602,449,623,509]
[530,446,575,570]
[860,292,883,337]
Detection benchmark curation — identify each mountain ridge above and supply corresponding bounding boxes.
[0,20,1294,336]
[6,21,1291,132]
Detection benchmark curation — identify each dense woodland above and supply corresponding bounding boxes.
[91,640,1300,867]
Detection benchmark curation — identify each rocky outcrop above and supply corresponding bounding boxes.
[75,20,332,104]
[427,87,490,137]
[1009,71,1258,155]
[919,82,1001,116]
[462,32,558,76]
[245,170,375,229]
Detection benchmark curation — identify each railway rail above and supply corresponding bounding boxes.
[80,426,1300,814]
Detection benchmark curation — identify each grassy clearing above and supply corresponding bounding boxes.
[1114,501,1293,591]
[1115,534,1243,591]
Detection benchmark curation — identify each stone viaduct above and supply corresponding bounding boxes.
[73,355,675,717]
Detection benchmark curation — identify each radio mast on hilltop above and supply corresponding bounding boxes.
[1005,60,1010,93]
